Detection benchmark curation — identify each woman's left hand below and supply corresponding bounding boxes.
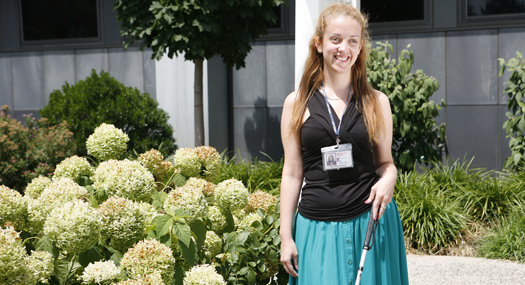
[365,176,395,220]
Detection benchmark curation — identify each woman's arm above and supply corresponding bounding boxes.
[365,90,397,220]
[279,91,305,278]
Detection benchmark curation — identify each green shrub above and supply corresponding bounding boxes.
[0,105,76,192]
[367,42,446,172]
[395,171,467,253]
[39,69,176,158]
[478,204,525,262]
[500,52,525,170]
[425,157,483,192]
[458,174,522,222]
[211,153,283,197]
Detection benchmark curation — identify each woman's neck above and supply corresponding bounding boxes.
[322,71,352,99]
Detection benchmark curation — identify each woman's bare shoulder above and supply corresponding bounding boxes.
[284,91,299,105]
[372,89,390,106]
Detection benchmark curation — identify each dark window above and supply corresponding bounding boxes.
[21,0,98,41]
[268,5,283,30]
[467,0,525,17]
[361,0,425,22]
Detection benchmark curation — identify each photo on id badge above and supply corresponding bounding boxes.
[321,143,354,171]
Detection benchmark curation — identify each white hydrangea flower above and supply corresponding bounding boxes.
[24,176,52,199]
[137,201,159,225]
[114,271,164,285]
[172,148,201,178]
[203,231,222,260]
[120,239,175,285]
[186,177,216,197]
[214,178,249,211]
[39,178,88,203]
[44,200,101,254]
[207,206,227,233]
[0,185,28,230]
[97,196,147,252]
[237,212,262,230]
[92,159,156,202]
[193,146,221,177]
[138,149,178,185]
[25,178,88,235]
[86,123,129,161]
[53,155,94,183]
[246,190,277,213]
[183,264,226,285]
[80,260,121,284]
[0,227,36,284]
[26,250,54,284]
[164,185,208,221]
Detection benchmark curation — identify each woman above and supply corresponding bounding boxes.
[279,4,409,284]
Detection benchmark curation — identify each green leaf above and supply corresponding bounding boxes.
[235,231,250,245]
[179,238,197,266]
[78,246,103,267]
[54,258,70,285]
[152,214,174,237]
[247,269,256,284]
[173,222,192,247]
[174,265,185,285]
[54,257,81,285]
[36,236,59,259]
[239,267,250,275]
[189,219,207,249]
[514,153,521,164]
[110,252,124,266]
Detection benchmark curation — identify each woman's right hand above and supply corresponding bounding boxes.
[280,237,299,277]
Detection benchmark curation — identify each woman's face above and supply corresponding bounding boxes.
[316,15,362,75]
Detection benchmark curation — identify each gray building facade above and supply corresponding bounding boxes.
[1,0,525,171]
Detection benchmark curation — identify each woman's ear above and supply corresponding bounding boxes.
[315,40,322,54]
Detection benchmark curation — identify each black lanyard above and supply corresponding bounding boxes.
[321,83,352,145]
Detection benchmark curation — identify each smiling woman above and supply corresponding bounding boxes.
[279,3,408,285]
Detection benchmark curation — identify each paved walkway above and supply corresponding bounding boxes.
[407,254,525,285]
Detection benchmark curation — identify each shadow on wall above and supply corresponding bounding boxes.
[242,98,284,161]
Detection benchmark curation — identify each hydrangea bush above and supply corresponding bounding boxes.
[97,196,148,252]
[0,185,28,230]
[1,124,284,284]
[52,155,94,183]
[43,200,101,254]
[172,146,221,178]
[86,123,129,161]
[24,176,52,199]
[92,159,156,202]
[25,178,88,234]
[183,264,226,285]
[0,226,36,284]
[120,239,175,284]
[80,260,121,284]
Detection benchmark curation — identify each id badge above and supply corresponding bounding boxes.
[321,143,354,171]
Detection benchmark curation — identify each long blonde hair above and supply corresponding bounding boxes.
[289,3,384,144]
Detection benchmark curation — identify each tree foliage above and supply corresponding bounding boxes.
[500,52,525,170]
[40,70,176,158]
[367,42,446,172]
[113,0,287,69]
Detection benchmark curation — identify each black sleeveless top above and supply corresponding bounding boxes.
[298,89,379,222]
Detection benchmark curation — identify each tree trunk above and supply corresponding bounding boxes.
[194,58,204,146]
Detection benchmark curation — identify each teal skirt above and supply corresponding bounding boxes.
[290,201,409,285]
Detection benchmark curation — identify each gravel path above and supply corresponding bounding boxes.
[407,254,525,285]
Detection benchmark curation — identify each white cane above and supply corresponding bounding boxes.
[355,211,379,285]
